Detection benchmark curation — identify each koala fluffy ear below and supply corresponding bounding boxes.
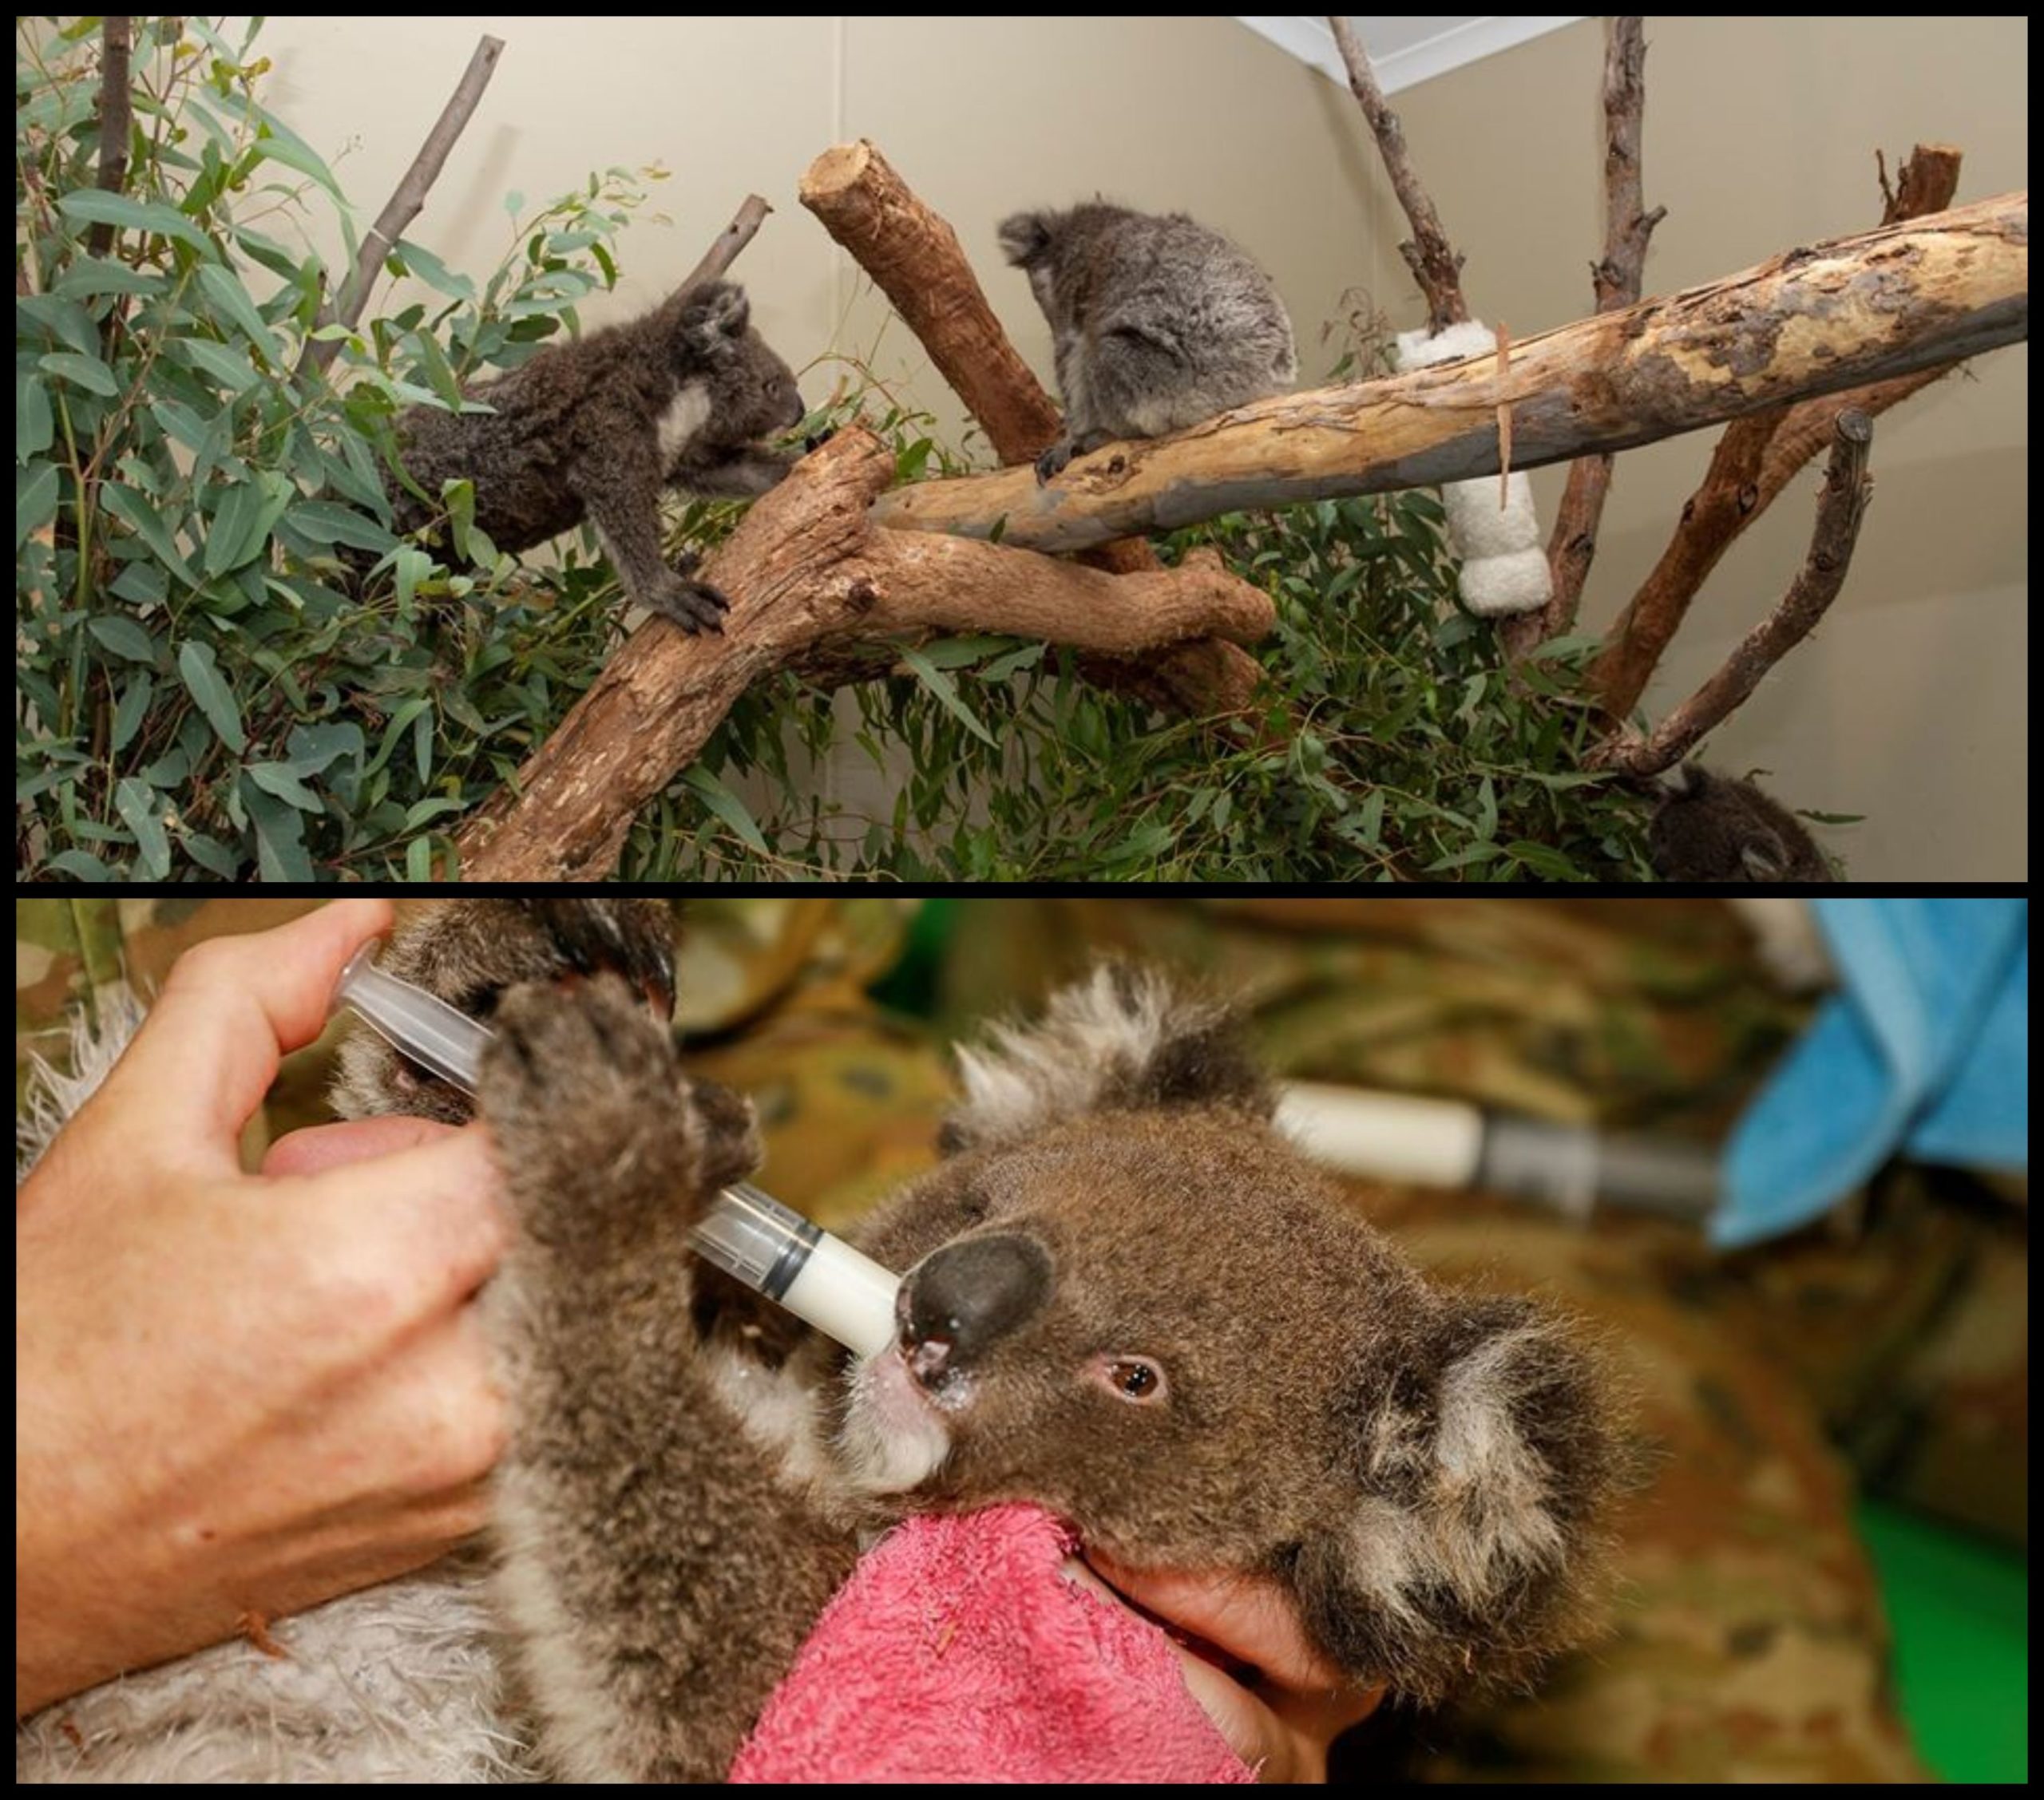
[996,212,1055,267]
[1295,1295,1624,1703]
[939,961,1273,1155]
[679,281,751,355]
[1740,832,1789,880]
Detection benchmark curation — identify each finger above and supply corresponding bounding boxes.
[101,900,395,1165]
[262,1115,461,1178]
[1081,1551,1350,1694]
[290,1125,509,1330]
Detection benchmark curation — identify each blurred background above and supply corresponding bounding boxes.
[17,896,2026,1782]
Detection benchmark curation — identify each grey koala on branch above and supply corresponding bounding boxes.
[387,280,806,634]
[1649,763,1836,884]
[998,202,1297,484]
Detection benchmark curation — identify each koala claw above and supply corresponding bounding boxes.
[1034,440,1075,485]
[803,427,836,454]
[651,578,733,635]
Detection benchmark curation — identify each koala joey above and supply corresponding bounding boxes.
[1650,763,1836,884]
[387,280,806,634]
[998,202,1297,483]
[18,903,1628,1784]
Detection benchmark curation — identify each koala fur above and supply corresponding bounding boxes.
[1650,763,1836,884]
[19,904,1626,1785]
[388,280,806,634]
[998,202,1297,483]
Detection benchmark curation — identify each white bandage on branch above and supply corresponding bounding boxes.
[1395,322,1553,618]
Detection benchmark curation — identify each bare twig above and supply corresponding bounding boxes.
[85,18,133,261]
[1590,142,1967,718]
[874,193,2026,556]
[678,192,771,292]
[301,34,505,378]
[1589,412,1874,776]
[1325,16,1468,330]
[1504,15,1665,655]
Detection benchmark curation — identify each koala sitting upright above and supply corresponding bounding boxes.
[387,280,806,633]
[998,202,1297,483]
[18,902,1626,1784]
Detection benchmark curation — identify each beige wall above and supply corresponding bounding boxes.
[250,16,2026,878]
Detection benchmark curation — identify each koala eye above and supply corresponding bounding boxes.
[1091,1354,1168,1406]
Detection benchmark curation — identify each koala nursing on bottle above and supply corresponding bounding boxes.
[998,202,1297,483]
[387,279,806,633]
[1650,763,1836,884]
[17,901,1626,1784]
[385,902,1622,1779]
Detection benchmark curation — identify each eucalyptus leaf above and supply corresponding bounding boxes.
[88,615,159,663]
[177,639,248,752]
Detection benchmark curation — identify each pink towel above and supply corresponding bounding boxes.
[731,1504,1256,1783]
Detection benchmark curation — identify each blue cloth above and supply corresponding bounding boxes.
[1716,900,2028,1248]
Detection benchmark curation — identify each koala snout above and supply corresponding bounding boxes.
[899,1234,1051,1386]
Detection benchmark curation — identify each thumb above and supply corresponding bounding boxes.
[95,900,395,1168]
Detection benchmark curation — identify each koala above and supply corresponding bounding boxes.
[997,202,1297,483]
[18,903,1627,1785]
[1650,763,1836,884]
[387,280,806,633]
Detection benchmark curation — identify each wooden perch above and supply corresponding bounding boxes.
[799,137,1266,716]
[874,192,2026,554]
[1325,15,1469,332]
[678,193,772,294]
[302,34,505,377]
[1590,142,1966,718]
[1506,15,1665,653]
[1590,411,1875,777]
[454,429,1273,881]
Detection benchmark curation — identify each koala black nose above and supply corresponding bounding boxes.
[900,1234,1050,1386]
[784,389,807,431]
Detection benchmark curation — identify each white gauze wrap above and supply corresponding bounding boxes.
[1394,320,1553,617]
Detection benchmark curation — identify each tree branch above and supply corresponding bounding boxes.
[1503,16,1665,655]
[453,430,1274,881]
[1590,142,1967,718]
[873,192,2025,555]
[85,18,133,262]
[1325,15,1468,331]
[677,192,771,294]
[301,34,505,378]
[1589,412,1875,777]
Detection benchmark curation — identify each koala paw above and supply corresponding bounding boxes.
[480,976,759,1260]
[803,427,836,454]
[1033,439,1075,485]
[331,900,674,1125]
[648,575,732,635]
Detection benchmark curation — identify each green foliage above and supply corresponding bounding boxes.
[18,18,1651,883]
[18,16,663,880]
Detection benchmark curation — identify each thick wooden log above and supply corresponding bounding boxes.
[454,429,1274,881]
[873,192,2026,555]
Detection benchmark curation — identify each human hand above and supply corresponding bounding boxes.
[16,900,509,1716]
[1062,1552,1384,1782]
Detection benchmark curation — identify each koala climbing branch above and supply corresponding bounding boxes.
[1589,410,1875,778]
[872,191,2025,555]
[452,429,1274,881]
